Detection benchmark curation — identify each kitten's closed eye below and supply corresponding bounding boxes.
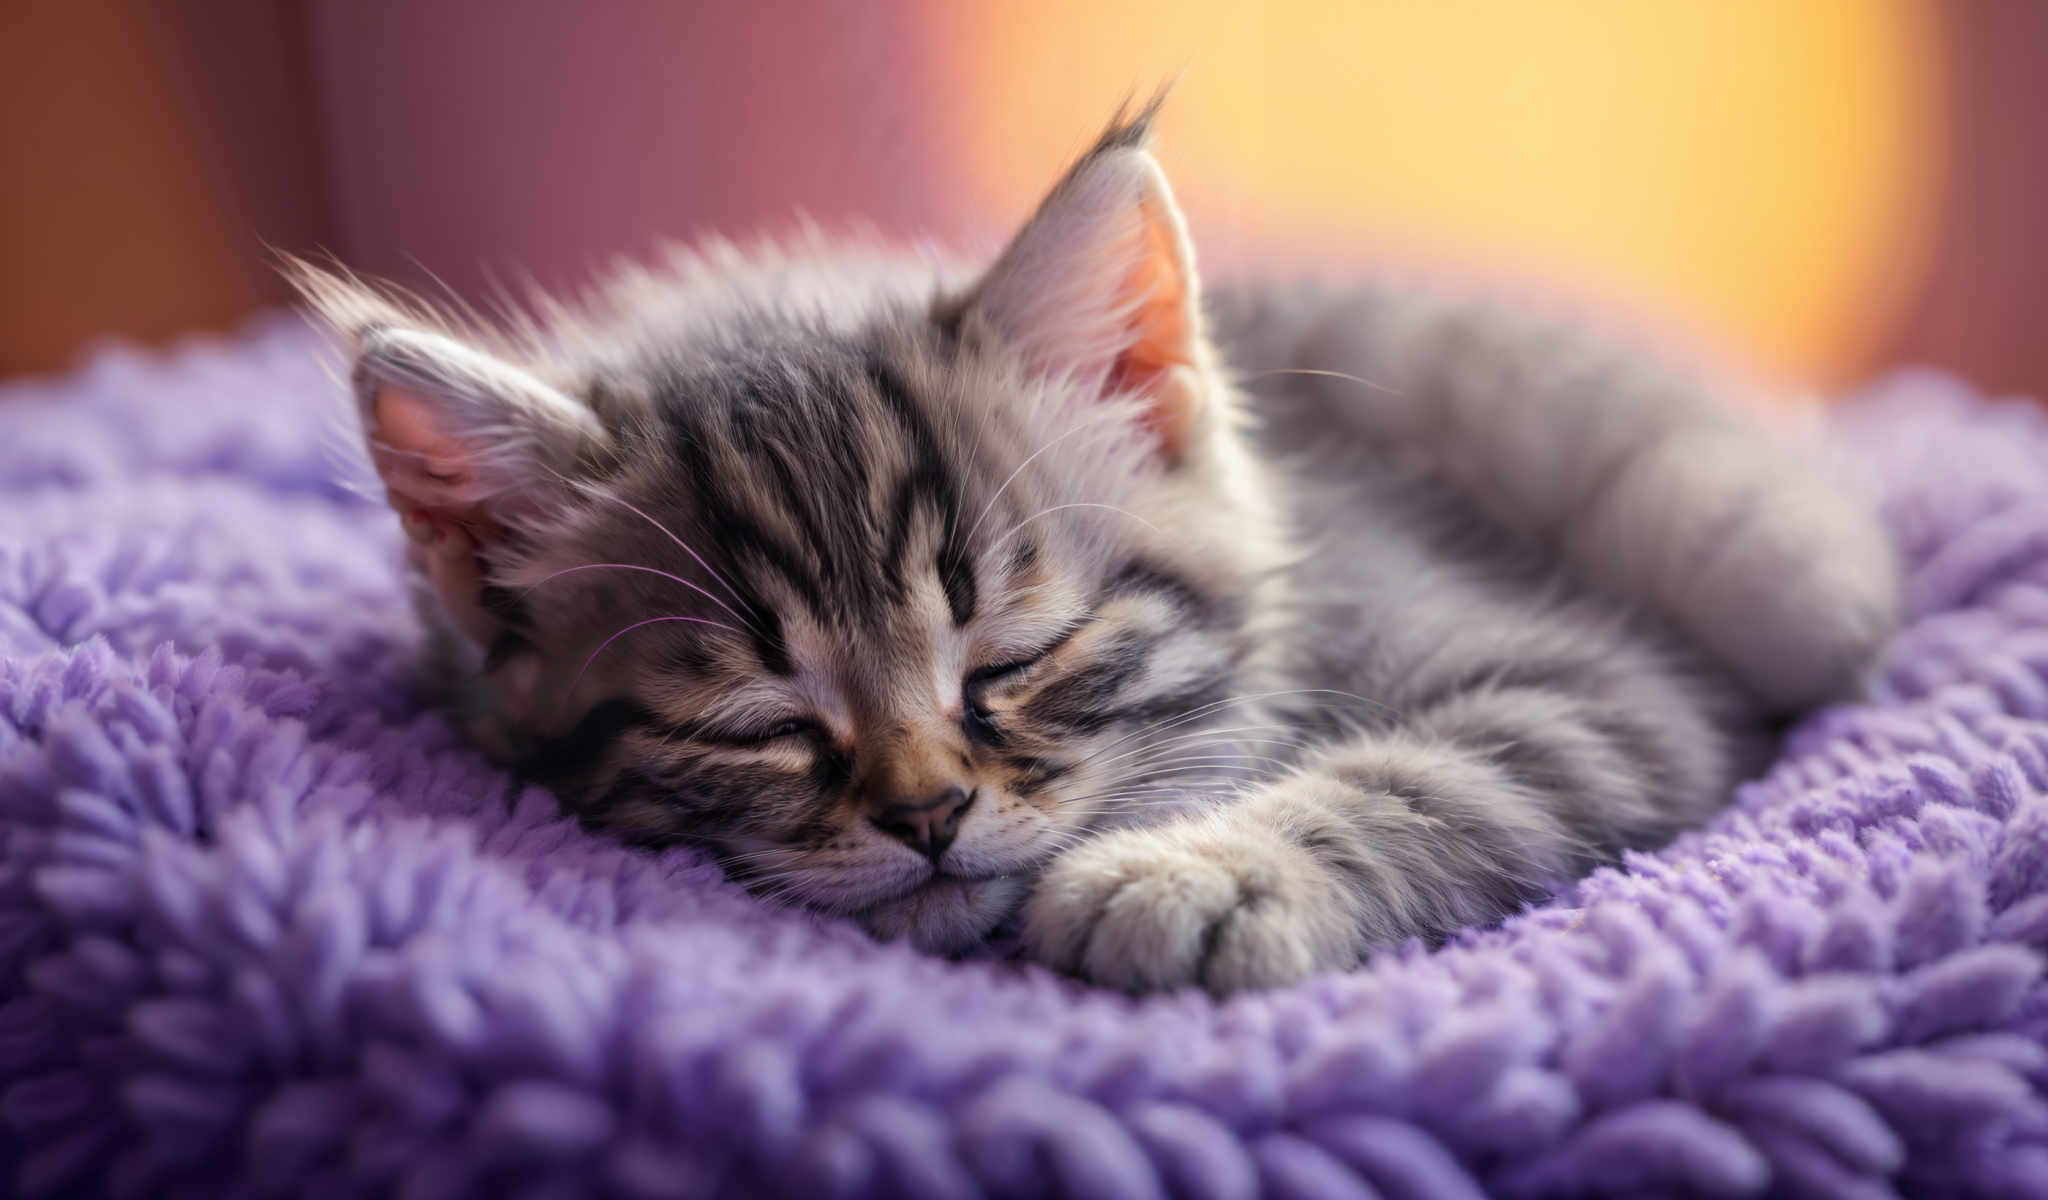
[708,718,827,747]
[966,621,1086,690]
[965,656,1041,687]
[962,622,1095,739]
[963,655,1045,744]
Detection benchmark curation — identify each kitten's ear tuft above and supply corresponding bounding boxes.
[956,95,1210,460]
[290,262,608,646]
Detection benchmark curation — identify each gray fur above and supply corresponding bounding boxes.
[297,106,1899,993]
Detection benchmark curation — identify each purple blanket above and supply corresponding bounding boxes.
[3,319,2046,1199]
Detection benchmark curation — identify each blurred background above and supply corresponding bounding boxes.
[3,1,2043,396]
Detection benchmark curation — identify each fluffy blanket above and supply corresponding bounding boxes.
[3,320,2046,1200]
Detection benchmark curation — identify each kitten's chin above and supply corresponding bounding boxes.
[857,875,1030,955]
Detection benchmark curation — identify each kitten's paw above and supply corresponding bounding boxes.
[1022,817,1357,994]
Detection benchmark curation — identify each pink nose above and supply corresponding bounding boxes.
[871,787,973,862]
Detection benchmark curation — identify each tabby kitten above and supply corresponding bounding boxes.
[300,101,1899,993]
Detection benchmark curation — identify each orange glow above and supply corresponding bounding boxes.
[924,1,1944,386]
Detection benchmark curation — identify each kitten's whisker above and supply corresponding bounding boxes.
[1072,687,1394,768]
[1078,726,1314,774]
[1094,743,1307,779]
[759,878,819,907]
[948,423,1098,591]
[741,876,794,905]
[976,502,1163,566]
[718,847,802,869]
[1056,794,1196,823]
[524,561,760,636]
[1063,720,1308,765]
[1058,780,1216,805]
[515,459,768,638]
[1076,753,1291,793]
[1098,753,1292,779]
[596,492,762,622]
[1241,365,1404,397]
[745,868,822,909]
[1056,792,1210,818]
[1111,729,1315,759]
[1054,762,1276,808]
[1104,750,1286,776]
[1059,694,1371,773]
[1098,753,1295,786]
[568,614,742,701]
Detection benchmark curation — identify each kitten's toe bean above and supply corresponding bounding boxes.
[1023,819,1357,994]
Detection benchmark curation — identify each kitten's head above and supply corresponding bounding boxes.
[300,102,1289,951]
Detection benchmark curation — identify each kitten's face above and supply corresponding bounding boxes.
[311,102,1286,951]
[491,324,1270,952]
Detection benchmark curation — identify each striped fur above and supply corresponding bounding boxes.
[300,105,1898,991]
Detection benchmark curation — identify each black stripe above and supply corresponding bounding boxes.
[940,549,977,626]
[682,763,836,843]
[930,296,967,347]
[1084,677,1235,736]
[729,375,846,589]
[483,631,530,673]
[1400,655,1608,719]
[863,352,947,484]
[1020,628,1158,731]
[1196,887,1264,988]
[477,583,531,630]
[865,349,975,621]
[586,767,660,824]
[809,747,853,795]
[1421,689,1674,846]
[1099,560,1207,617]
[965,705,1011,749]
[881,472,924,586]
[1583,710,1675,797]
[1297,826,1356,874]
[671,413,829,621]
[751,606,793,677]
[519,699,654,783]
[1003,753,1070,790]
[1320,756,1552,923]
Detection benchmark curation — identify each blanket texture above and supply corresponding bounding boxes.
[3,320,2047,1199]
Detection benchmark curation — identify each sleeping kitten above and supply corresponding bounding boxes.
[297,100,1899,993]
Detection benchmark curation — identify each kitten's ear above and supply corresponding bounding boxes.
[291,264,609,646]
[956,99,1210,460]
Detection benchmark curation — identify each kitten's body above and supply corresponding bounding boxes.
[303,106,1897,992]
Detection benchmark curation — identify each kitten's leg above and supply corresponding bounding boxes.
[1279,289,1899,712]
[1025,672,1729,993]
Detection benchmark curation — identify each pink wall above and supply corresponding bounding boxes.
[1887,0,2048,397]
[14,3,2041,396]
[306,1,969,303]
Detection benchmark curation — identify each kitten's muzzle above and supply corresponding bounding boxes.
[870,787,975,864]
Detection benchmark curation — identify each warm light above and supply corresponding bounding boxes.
[925,0,1943,386]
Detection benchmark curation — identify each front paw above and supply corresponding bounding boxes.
[1021,816,1358,994]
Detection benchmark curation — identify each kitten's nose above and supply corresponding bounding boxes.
[872,787,973,863]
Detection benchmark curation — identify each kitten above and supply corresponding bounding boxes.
[296,99,1899,993]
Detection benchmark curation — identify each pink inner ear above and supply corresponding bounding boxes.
[1107,195,1202,456]
[368,384,505,647]
[368,386,501,547]
[370,387,477,499]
